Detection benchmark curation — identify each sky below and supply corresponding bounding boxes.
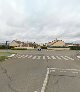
[0,0,80,43]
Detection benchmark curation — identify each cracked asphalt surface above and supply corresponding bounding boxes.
[46,68,80,92]
[0,50,80,92]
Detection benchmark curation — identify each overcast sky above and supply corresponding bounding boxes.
[0,0,80,43]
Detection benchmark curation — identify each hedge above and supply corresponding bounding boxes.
[41,46,47,49]
[0,45,14,49]
[11,48,27,50]
[69,46,80,50]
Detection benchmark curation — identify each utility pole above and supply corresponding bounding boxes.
[6,41,9,50]
[6,41,9,45]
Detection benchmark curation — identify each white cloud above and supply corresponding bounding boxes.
[0,0,80,43]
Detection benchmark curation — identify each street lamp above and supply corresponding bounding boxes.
[5,41,9,50]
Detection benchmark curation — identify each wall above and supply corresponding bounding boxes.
[15,47,34,49]
[47,48,70,50]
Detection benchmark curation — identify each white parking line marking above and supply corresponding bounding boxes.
[51,56,56,59]
[8,54,15,57]
[17,56,22,58]
[16,54,21,57]
[72,72,78,74]
[41,68,49,92]
[32,56,37,59]
[77,56,80,58]
[14,54,77,61]
[25,55,28,57]
[28,55,33,58]
[23,55,27,58]
[37,56,41,59]
[47,56,51,59]
[65,56,74,60]
[60,71,66,72]
[20,55,25,58]
[23,55,28,58]
[49,68,80,71]
[56,56,61,59]
[43,56,45,59]
[50,70,55,72]
[61,56,68,60]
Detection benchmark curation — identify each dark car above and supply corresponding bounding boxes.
[37,47,41,51]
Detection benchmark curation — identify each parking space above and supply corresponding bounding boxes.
[45,68,80,92]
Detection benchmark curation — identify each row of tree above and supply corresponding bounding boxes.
[0,45,14,49]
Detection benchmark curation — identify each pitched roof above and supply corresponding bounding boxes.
[48,40,64,46]
[13,40,22,44]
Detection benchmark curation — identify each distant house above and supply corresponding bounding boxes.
[9,40,22,47]
[65,43,74,47]
[65,43,80,47]
[38,43,45,46]
[9,40,38,48]
[47,39,65,47]
[73,44,80,46]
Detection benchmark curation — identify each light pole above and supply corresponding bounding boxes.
[6,41,9,51]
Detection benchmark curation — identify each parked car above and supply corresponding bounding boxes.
[37,46,41,51]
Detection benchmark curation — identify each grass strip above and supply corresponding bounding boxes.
[0,56,8,62]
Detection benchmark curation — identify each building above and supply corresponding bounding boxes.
[47,39,65,47]
[9,40,38,48]
[38,43,45,46]
[9,40,22,47]
[65,43,80,47]
[65,43,74,47]
[73,44,80,46]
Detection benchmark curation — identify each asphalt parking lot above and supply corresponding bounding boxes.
[0,50,80,92]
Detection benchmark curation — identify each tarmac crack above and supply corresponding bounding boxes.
[0,64,12,81]
[0,64,20,92]
[8,84,19,92]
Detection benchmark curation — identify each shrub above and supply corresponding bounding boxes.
[41,46,47,49]
[11,48,27,50]
[0,45,14,49]
[69,46,80,50]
